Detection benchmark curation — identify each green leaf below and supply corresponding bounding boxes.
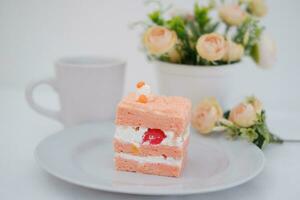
[194,3,210,30]
[204,22,219,33]
[187,21,200,39]
[148,10,164,25]
[250,43,259,64]
[223,110,230,119]
[233,17,264,55]
[252,129,266,149]
[158,54,170,62]
[166,16,201,65]
[240,128,259,142]
[166,16,186,40]
[193,2,218,36]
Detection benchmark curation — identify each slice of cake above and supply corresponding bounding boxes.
[113,81,191,177]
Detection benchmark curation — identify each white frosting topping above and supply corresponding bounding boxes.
[115,152,182,166]
[114,125,189,147]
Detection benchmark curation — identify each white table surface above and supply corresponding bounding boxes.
[1,87,299,200]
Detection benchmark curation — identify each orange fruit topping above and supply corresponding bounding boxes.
[136,81,145,89]
[131,144,139,155]
[137,94,148,103]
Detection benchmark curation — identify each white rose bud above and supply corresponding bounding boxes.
[192,97,223,134]
[222,40,244,62]
[229,103,257,127]
[219,4,246,26]
[196,33,226,61]
[143,26,180,62]
[254,33,276,68]
[249,0,268,17]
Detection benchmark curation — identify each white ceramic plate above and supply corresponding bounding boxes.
[35,121,265,196]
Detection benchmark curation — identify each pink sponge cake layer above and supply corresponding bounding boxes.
[115,93,191,136]
[114,156,186,177]
[113,137,189,159]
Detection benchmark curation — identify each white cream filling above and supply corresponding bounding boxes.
[115,152,182,166]
[114,125,189,147]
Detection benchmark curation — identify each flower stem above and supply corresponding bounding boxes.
[224,25,231,38]
[269,133,284,144]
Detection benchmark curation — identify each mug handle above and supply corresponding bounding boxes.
[25,78,62,122]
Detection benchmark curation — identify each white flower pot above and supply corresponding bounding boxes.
[154,61,243,109]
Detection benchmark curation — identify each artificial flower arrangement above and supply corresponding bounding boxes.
[192,96,283,149]
[136,0,276,68]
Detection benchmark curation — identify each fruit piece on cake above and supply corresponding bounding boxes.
[113,81,191,177]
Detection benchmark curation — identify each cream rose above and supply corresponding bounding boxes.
[169,7,193,21]
[249,0,268,17]
[219,4,246,26]
[246,96,263,114]
[222,40,244,62]
[256,33,276,68]
[166,46,181,63]
[143,26,178,57]
[192,97,223,134]
[229,103,257,127]
[196,33,226,61]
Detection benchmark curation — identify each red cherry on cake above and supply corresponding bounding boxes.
[142,128,166,145]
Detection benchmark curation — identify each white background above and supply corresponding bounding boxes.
[1,0,300,199]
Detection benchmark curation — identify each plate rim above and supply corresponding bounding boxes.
[34,122,265,196]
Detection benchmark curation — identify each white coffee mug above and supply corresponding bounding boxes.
[25,56,126,127]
